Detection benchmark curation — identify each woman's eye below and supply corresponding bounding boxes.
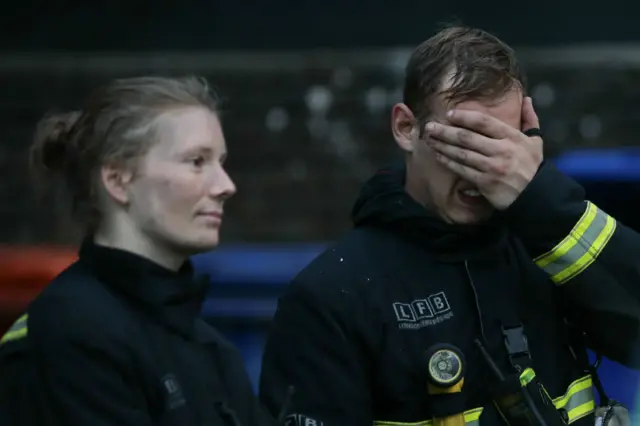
[191,156,205,168]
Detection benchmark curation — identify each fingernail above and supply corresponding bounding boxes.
[447,110,454,117]
[426,122,435,131]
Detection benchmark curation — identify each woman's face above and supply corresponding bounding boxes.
[123,107,236,256]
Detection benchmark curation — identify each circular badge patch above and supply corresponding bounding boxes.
[427,348,463,386]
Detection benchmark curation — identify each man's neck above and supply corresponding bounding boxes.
[404,164,432,210]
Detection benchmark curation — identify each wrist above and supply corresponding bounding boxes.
[504,162,586,236]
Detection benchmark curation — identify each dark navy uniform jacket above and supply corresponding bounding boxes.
[0,241,274,426]
[260,162,640,426]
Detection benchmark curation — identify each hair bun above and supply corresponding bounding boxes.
[32,111,81,172]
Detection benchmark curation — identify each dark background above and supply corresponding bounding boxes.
[1,1,637,51]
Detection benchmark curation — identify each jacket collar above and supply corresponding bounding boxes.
[78,239,212,341]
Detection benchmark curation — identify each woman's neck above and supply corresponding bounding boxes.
[93,222,185,271]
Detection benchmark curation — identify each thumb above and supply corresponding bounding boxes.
[521,96,540,133]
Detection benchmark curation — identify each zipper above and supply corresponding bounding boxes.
[464,260,487,344]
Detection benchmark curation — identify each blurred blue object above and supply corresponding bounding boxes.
[590,351,639,407]
[193,147,640,405]
[191,243,326,286]
[553,147,640,181]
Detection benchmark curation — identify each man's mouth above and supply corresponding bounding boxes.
[460,189,482,197]
[457,187,487,206]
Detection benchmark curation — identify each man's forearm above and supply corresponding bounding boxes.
[505,162,640,365]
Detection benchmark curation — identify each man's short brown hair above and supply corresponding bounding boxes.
[403,25,526,127]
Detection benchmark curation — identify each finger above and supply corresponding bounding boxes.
[425,122,500,156]
[521,96,540,134]
[428,139,492,171]
[433,151,483,183]
[446,109,519,140]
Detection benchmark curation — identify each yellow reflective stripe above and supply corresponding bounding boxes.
[373,408,482,426]
[535,202,597,269]
[0,313,28,344]
[519,367,536,386]
[553,375,596,423]
[373,375,594,425]
[534,201,616,285]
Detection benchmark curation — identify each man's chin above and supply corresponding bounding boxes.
[447,208,494,226]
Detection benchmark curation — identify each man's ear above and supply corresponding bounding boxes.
[100,164,134,206]
[391,103,418,153]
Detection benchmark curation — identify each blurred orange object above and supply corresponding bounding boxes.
[0,245,77,334]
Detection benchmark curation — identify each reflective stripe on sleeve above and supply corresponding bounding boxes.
[0,313,28,345]
[533,201,616,285]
